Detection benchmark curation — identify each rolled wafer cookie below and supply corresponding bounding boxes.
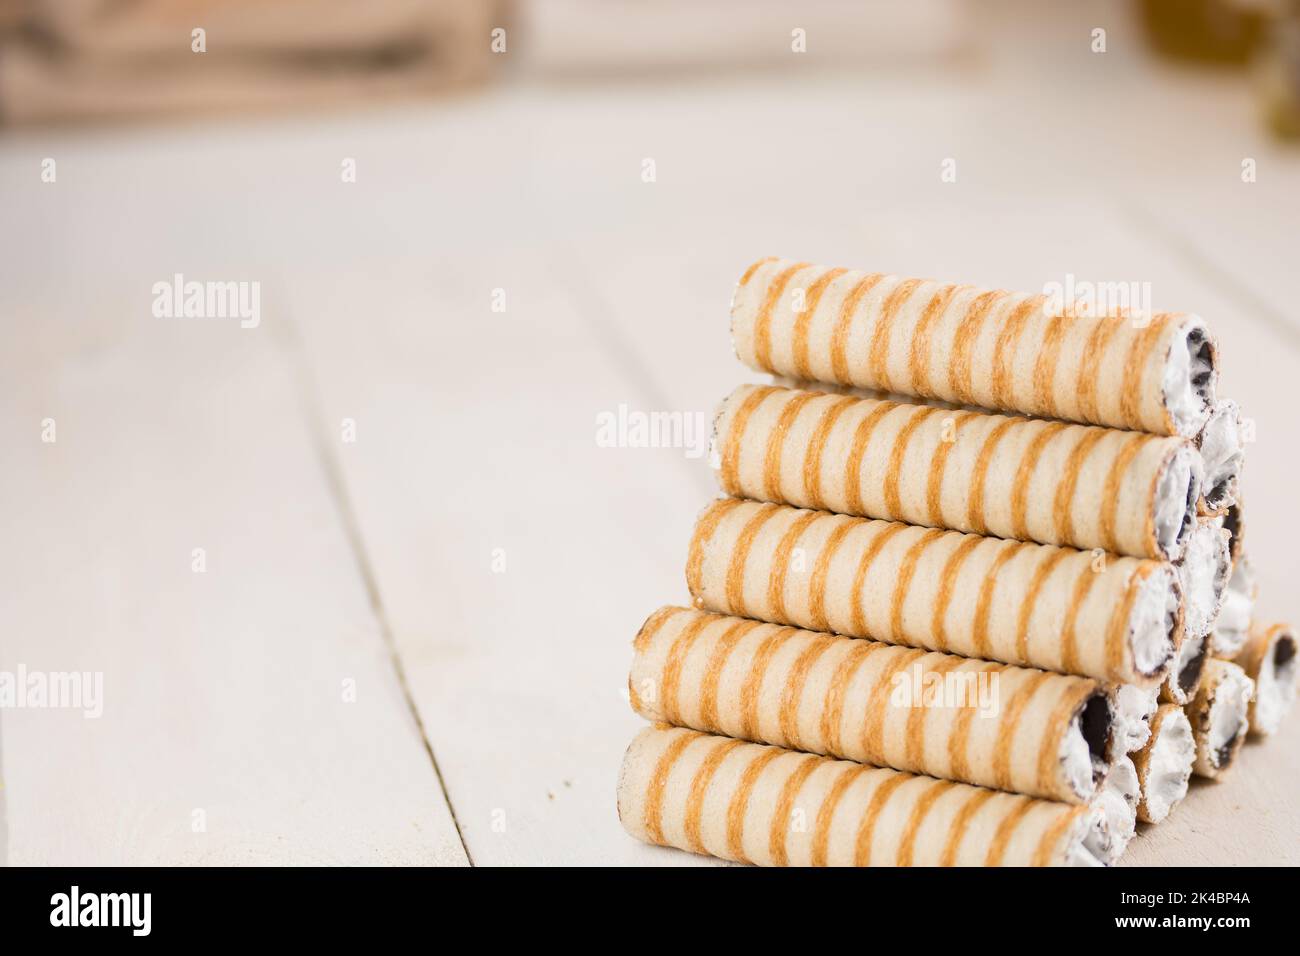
[712,383,1202,561]
[1211,554,1256,658]
[617,724,1109,866]
[1194,399,1244,516]
[1178,518,1231,639]
[1188,659,1255,779]
[687,498,1183,685]
[1133,704,1194,824]
[730,257,1218,437]
[1160,627,1208,706]
[630,606,1114,803]
[1092,755,1139,863]
[1234,622,1297,736]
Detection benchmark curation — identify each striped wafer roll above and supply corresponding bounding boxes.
[712,384,1202,561]
[629,606,1114,803]
[1211,554,1256,658]
[617,724,1109,866]
[1234,622,1297,736]
[1178,518,1231,639]
[730,257,1218,437]
[1188,659,1255,780]
[1194,399,1244,516]
[1133,704,1194,824]
[686,498,1183,685]
[1160,627,1208,706]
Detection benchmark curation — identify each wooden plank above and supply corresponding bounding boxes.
[0,277,468,865]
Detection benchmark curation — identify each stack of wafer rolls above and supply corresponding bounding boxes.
[618,255,1294,867]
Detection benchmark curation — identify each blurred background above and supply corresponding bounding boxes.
[1,0,1297,866]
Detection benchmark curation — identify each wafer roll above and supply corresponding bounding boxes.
[713,383,1202,561]
[617,724,1108,866]
[1234,622,1297,736]
[731,257,1218,437]
[1093,755,1138,862]
[630,606,1114,803]
[1178,518,1231,639]
[1195,399,1244,515]
[1160,628,1208,706]
[687,498,1182,685]
[1133,704,1194,823]
[1188,659,1255,779]
[1112,683,1160,753]
[1211,554,1256,658]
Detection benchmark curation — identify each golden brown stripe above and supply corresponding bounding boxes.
[1053,428,1107,547]
[802,395,857,510]
[1099,431,1155,554]
[889,528,945,643]
[1060,559,1100,675]
[1035,681,1096,797]
[896,779,956,866]
[810,763,870,866]
[948,662,1004,782]
[830,273,885,384]
[777,635,837,751]
[852,773,910,867]
[753,261,811,372]
[1033,806,1087,867]
[737,256,776,288]
[843,400,899,515]
[1119,314,1174,429]
[932,535,985,652]
[660,614,716,725]
[991,295,1045,408]
[966,417,1019,535]
[1076,318,1123,424]
[1032,312,1073,416]
[762,390,819,500]
[984,795,1035,866]
[766,509,820,622]
[686,498,745,599]
[643,730,697,846]
[908,284,961,396]
[719,385,780,496]
[905,655,966,770]
[883,405,943,520]
[739,626,798,740]
[861,647,927,763]
[992,671,1054,790]
[683,736,745,854]
[868,277,924,393]
[768,753,821,866]
[724,502,781,617]
[938,788,996,866]
[1104,565,1150,681]
[1014,549,1072,665]
[949,289,1007,405]
[848,522,909,638]
[792,267,847,379]
[972,541,1029,658]
[698,617,764,733]
[808,518,855,633]
[725,747,783,863]
[820,641,885,756]
[925,410,978,527]
[1009,421,1067,541]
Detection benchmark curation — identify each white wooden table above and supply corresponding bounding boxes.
[1,4,1296,865]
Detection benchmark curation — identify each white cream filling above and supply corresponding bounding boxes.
[1092,756,1138,863]
[1196,400,1243,512]
[1154,444,1201,560]
[1161,319,1216,437]
[1211,556,1255,657]
[1252,634,1298,736]
[1200,665,1254,773]
[1179,522,1231,638]
[1057,694,1112,800]
[1166,628,1208,704]
[1113,684,1160,753]
[1069,807,1110,867]
[1127,565,1181,678]
[1141,708,1195,823]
